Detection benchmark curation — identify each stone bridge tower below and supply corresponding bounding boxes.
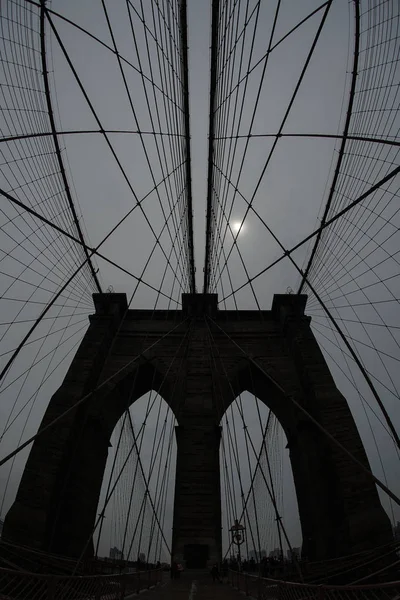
[2,293,392,565]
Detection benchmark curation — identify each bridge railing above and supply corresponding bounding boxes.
[229,570,400,600]
[0,540,150,576]
[0,566,162,599]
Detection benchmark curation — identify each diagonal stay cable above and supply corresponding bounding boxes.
[305,228,400,376]
[24,0,183,112]
[216,160,400,378]
[1,3,100,294]
[112,318,190,560]
[0,159,186,287]
[206,0,264,293]
[214,0,255,91]
[148,0,187,256]
[0,320,93,400]
[80,320,194,570]
[205,306,267,560]
[126,411,169,562]
[94,411,129,557]
[299,247,399,523]
[220,435,237,557]
[127,0,182,85]
[247,363,287,561]
[207,316,400,506]
[99,0,189,291]
[310,319,400,457]
[0,328,88,443]
[94,298,182,556]
[5,165,186,289]
[39,0,101,293]
[0,311,91,326]
[210,0,278,288]
[303,61,400,287]
[0,316,88,361]
[206,318,302,576]
[222,413,279,563]
[126,0,186,286]
[48,180,190,550]
[298,0,360,293]
[210,162,400,449]
[98,314,190,559]
[44,8,188,290]
[215,0,331,116]
[211,1,333,292]
[212,182,261,309]
[211,0,258,293]
[77,407,172,571]
[307,200,400,300]
[0,185,184,384]
[219,164,400,302]
[0,315,189,469]
[0,293,90,519]
[310,318,400,406]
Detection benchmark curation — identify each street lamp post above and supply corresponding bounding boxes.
[230,519,246,570]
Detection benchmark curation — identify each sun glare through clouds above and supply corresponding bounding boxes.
[232,220,245,235]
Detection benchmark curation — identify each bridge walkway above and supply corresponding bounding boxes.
[143,570,242,600]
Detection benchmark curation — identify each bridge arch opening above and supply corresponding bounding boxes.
[219,392,301,563]
[217,358,350,562]
[94,392,176,566]
[2,358,179,560]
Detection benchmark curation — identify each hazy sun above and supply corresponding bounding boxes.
[232,221,244,234]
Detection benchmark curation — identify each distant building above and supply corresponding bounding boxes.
[394,522,400,540]
[139,552,146,563]
[110,546,124,561]
[269,548,281,558]
[249,548,266,561]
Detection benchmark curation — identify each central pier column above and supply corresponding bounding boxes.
[172,424,222,567]
[172,293,221,568]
